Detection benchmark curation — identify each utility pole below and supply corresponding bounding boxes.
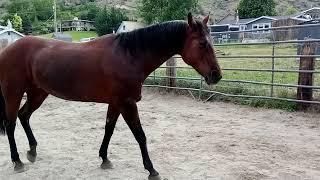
[53,0,57,33]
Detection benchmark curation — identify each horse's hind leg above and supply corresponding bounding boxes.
[18,88,48,163]
[2,88,25,172]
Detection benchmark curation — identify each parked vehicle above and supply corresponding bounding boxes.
[79,37,95,42]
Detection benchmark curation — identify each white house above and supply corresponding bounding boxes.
[0,20,25,48]
[116,21,145,34]
[59,17,95,32]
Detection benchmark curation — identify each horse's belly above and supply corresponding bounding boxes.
[32,60,112,103]
[39,78,112,103]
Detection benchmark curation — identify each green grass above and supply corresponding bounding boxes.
[146,44,320,111]
[39,31,98,42]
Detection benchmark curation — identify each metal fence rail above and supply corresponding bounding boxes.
[143,24,320,108]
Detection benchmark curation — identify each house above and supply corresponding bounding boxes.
[213,7,320,32]
[0,20,25,49]
[116,21,145,34]
[59,17,95,32]
[210,7,320,42]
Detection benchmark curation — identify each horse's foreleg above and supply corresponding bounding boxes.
[18,89,48,163]
[121,100,160,180]
[99,104,120,169]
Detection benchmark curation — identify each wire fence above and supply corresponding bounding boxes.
[143,23,320,109]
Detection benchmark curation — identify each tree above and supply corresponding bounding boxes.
[1,14,14,26]
[22,15,33,35]
[285,6,298,15]
[12,14,23,32]
[95,7,128,36]
[32,0,54,21]
[86,4,100,21]
[237,0,277,19]
[79,4,100,21]
[138,0,199,24]
[7,0,35,20]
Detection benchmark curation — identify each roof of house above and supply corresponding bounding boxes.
[216,16,277,25]
[0,28,25,37]
[116,21,145,33]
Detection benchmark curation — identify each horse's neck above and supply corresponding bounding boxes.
[141,51,179,80]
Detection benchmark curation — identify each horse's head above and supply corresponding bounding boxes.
[181,13,222,85]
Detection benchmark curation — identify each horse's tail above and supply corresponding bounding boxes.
[0,85,6,135]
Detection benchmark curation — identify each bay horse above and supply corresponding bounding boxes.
[0,13,222,179]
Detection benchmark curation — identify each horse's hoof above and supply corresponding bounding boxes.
[27,151,37,163]
[14,161,25,173]
[100,159,113,169]
[148,175,162,180]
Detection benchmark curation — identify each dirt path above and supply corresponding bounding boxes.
[0,89,319,180]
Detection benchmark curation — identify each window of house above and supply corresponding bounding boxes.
[240,25,246,31]
[252,23,271,33]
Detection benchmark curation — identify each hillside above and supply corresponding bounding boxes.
[58,0,320,22]
[1,0,320,23]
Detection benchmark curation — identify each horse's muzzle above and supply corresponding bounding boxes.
[204,71,222,85]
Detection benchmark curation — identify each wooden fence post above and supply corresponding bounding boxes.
[297,42,316,109]
[166,57,176,89]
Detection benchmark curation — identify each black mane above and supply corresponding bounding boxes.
[115,20,188,57]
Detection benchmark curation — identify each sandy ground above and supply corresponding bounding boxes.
[0,89,319,180]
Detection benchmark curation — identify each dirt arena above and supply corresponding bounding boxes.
[0,89,319,180]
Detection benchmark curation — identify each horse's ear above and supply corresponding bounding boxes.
[187,12,196,29]
[203,15,209,25]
